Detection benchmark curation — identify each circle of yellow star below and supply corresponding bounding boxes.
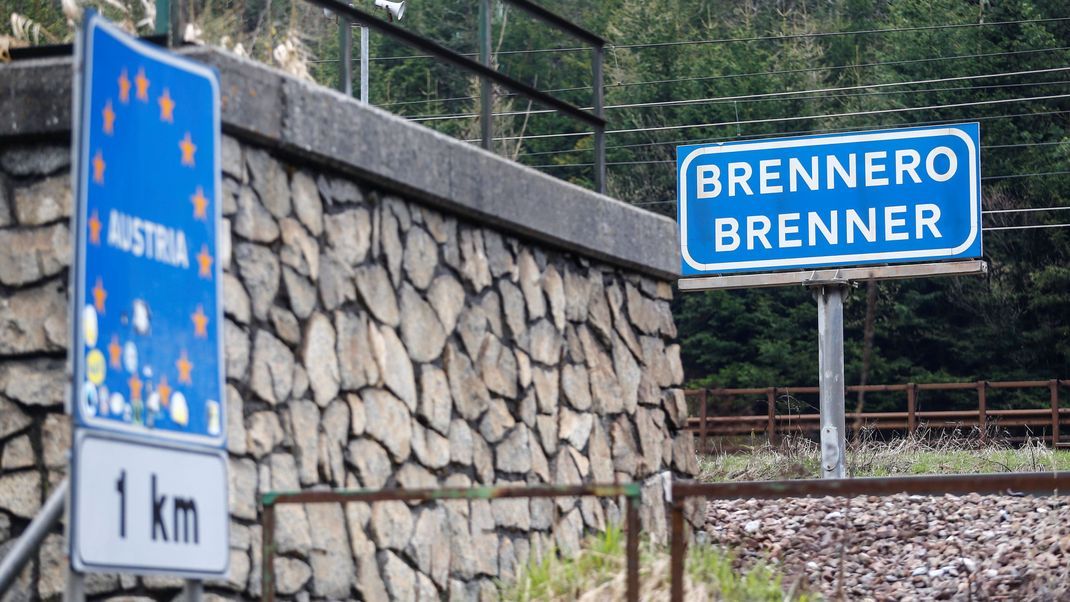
[135,67,150,102]
[176,351,193,385]
[191,187,209,220]
[92,150,106,184]
[88,210,103,245]
[102,100,116,135]
[92,278,107,314]
[108,335,122,369]
[192,305,209,338]
[179,133,196,167]
[158,88,175,123]
[118,69,131,103]
[196,244,213,279]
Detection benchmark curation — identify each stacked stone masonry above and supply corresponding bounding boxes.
[0,138,698,600]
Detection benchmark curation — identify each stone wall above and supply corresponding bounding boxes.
[0,50,697,601]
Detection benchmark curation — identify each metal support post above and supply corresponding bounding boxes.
[338,18,353,96]
[766,387,777,445]
[1051,379,1060,447]
[814,283,847,479]
[64,572,85,602]
[359,25,370,103]
[478,0,493,151]
[0,479,67,593]
[977,381,987,442]
[592,45,605,194]
[262,502,276,602]
[155,0,171,40]
[907,383,917,434]
[624,495,639,602]
[669,500,687,602]
[699,389,709,453]
[183,580,204,602]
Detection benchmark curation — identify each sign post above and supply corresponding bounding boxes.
[814,282,848,478]
[68,10,228,589]
[676,125,986,477]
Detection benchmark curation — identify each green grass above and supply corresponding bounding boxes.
[500,524,816,601]
[699,432,1070,482]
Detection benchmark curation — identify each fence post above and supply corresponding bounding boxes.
[625,493,639,602]
[262,502,276,602]
[592,44,606,194]
[669,499,686,602]
[699,389,709,453]
[766,387,777,446]
[338,18,353,96]
[907,383,917,434]
[1051,379,1060,447]
[977,381,987,443]
[478,0,493,151]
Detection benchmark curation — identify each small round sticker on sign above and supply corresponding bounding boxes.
[171,392,189,426]
[82,382,99,417]
[86,349,106,385]
[83,305,99,347]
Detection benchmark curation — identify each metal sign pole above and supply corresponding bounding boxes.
[183,579,204,601]
[360,25,370,103]
[814,282,848,479]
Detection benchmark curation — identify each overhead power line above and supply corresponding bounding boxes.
[477,91,1070,142]
[517,109,1070,158]
[409,76,1070,122]
[985,223,1070,231]
[526,142,1070,169]
[613,16,1070,49]
[362,15,1070,61]
[379,44,1070,110]
[984,206,1070,215]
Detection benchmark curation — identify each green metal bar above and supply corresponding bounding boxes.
[262,482,641,506]
[155,0,170,37]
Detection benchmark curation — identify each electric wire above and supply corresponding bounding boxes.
[984,223,1070,231]
[372,42,1070,107]
[407,76,1070,122]
[356,16,1070,62]
[611,16,1070,50]
[525,141,1070,169]
[475,91,1070,142]
[517,110,1070,158]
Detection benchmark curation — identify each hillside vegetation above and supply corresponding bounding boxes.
[5,0,1068,403]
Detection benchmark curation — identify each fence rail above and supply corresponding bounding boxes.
[686,379,1069,450]
[308,0,608,192]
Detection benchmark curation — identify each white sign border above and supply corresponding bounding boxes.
[677,126,980,273]
[69,429,230,578]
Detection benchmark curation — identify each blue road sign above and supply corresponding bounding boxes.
[71,12,224,448]
[676,124,982,276]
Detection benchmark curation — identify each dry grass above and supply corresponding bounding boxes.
[699,428,1070,482]
[500,524,816,601]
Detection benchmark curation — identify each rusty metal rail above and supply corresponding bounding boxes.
[261,483,642,602]
[668,471,1070,602]
[687,379,1069,450]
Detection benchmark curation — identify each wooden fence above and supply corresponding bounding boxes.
[685,379,1069,451]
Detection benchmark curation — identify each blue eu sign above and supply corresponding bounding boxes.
[676,124,982,276]
[72,13,224,448]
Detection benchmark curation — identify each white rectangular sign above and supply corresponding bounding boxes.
[71,431,229,577]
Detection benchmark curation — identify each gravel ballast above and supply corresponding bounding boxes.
[705,493,1070,600]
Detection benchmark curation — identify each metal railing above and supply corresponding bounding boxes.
[668,471,1070,602]
[261,482,641,602]
[0,479,67,593]
[686,379,1069,450]
[318,0,608,192]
